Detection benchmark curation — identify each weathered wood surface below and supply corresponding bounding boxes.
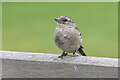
[0,51,119,78]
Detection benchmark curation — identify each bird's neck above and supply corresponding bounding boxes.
[57,23,76,29]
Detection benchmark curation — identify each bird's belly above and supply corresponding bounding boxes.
[54,31,81,53]
[60,41,80,53]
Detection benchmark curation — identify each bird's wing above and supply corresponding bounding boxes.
[75,27,80,31]
[75,27,82,42]
[75,27,81,36]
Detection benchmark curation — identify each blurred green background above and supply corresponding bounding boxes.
[2,2,118,58]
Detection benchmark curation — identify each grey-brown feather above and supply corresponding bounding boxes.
[54,16,86,56]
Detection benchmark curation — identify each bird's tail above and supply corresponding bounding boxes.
[78,46,86,56]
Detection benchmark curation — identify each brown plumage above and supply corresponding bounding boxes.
[54,16,86,58]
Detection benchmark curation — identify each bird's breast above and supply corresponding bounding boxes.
[55,28,71,42]
[54,27,82,53]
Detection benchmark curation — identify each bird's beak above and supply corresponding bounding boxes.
[54,18,59,22]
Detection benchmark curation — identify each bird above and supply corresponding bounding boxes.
[54,16,86,58]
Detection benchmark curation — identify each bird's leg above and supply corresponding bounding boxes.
[58,51,68,58]
[72,50,79,57]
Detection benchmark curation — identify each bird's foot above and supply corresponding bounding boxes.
[71,52,79,57]
[58,52,68,59]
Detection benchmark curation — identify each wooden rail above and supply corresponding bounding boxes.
[0,51,119,78]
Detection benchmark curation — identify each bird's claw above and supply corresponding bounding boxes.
[58,52,68,59]
[71,52,79,57]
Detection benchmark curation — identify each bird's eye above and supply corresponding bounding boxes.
[63,19,68,22]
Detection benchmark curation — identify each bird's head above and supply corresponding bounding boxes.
[54,16,74,25]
